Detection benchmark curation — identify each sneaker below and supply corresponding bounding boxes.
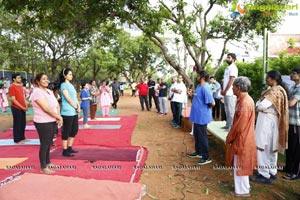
[174,125,182,129]
[187,152,202,158]
[62,150,74,157]
[283,173,298,180]
[250,174,272,184]
[270,174,277,181]
[84,124,91,128]
[67,147,78,153]
[197,158,212,165]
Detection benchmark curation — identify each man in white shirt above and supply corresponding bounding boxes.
[171,75,187,128]
[221,53,238,130]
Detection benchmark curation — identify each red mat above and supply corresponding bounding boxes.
[0,115,148,183]
[51,146,139,161]
[0,146,147,183]
[0,173,146,200]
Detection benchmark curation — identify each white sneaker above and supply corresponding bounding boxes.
[84,124,91,128]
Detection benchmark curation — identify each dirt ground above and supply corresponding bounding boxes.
[1,90,300,200]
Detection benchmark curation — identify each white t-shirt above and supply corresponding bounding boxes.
[172,82,187,103]
[223,63,238,96]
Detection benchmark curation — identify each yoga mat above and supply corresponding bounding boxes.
[0,158,28,169]
[0,139,40,146]
[0,129,39,140]
[69,115,137,147]
[207,121,227,143]
[80,109,120,116]
[78,124,121,129]
[0,146,148,183]
[0,107,34,115]
[78,117,121,121]
[51,147,139,161]
[0,173,146,200]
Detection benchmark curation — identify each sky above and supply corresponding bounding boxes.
[127,0,300,72]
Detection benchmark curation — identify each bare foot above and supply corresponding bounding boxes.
[40,168,55,175]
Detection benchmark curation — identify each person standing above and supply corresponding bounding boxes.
[148,76,159,112]
[283,67,300,180]
[210,76,221,120]
[226,76,256,197]
[9,73,28,143]
[31,73,63,174]
[0,84,8,112]
[250,70,289,184]
[120,83,124,96]
[89,80,99,120]
[80,82,92,128]
[169,76,177,124]
[100,80,112,117]
[131,82,137,97]
[221,53,238,130]
[158,78,168,115]
[4,77,11,94]
[59,68,80,157]
[187,70,215,165]
[171,75,187,128]
[110,78,120,109]
[136,78,150,111]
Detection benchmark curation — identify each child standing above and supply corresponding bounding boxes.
[80,82,91,128]
[100,80,112,117]
[0,84,8,112]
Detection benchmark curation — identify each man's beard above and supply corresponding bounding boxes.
[226,60,232,65]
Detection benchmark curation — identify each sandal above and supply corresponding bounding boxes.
[230,191,251,198]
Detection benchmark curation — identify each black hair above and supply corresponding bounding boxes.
[292,67,300,74]
[198,70,209,82]
[47,82,60,91]
[227,53,237,61]
[266,70,282,85]
[59,68,72,84]
[81,82,87,89]
[12,73,21,81]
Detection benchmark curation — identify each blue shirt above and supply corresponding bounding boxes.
[190,83,214,125]
[60,82,78,116]
[80,89,90,109]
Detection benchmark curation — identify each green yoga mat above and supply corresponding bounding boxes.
[79,109,119,116]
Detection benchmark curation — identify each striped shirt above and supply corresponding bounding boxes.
[288,83,300,125]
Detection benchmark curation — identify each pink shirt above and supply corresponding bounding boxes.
[31,88,58,123]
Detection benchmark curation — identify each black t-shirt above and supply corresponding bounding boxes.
[147,80,156,94]
[159,82,168,97]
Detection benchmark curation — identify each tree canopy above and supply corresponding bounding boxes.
[0,0,291,86]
